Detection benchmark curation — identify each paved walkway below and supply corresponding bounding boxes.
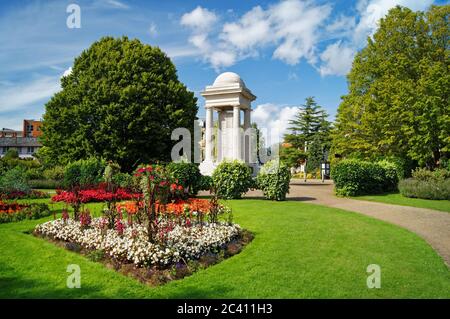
[245,179,450,267]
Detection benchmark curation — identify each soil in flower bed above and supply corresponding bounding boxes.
[33,229,253,286]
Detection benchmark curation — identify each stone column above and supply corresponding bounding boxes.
[243,109,251,162]
[233,106,241,160]
[205,107,213,162]
[217,110,223,162]
[244,109,251,129]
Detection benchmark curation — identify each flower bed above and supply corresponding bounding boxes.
[116,198,212,217]
[0,201,51,223]
[52,187,138,204]
[1,190,50,200]
[35,217,241,266]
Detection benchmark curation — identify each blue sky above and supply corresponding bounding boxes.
[0,0,446,135]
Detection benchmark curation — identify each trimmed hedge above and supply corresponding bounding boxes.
[398,168,450,200]
[212,161,253,199]
[331,159,398,196]
[256,160,291,201]
[28,179,64,189]
[399,178,450,200]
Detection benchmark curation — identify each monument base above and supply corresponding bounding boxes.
[199,160,217,176]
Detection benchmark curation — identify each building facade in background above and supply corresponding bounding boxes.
[0,120,42,158]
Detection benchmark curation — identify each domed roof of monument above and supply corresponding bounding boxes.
[212,72,246,88]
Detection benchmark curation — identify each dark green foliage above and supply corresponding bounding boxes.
[306,135,324,174]
[399,179,450,200]
[28,179,64,189]
[2,149,19,160]
[43,166,65,181]
[282,97,332,169]
[212,161,253,199]
[166,162,202,195]
[111,172,134,189]
[198,175,213,192]
[63,158,106,189]
[25,168,43,180]
[0,167,30,194]
[42,36,198,171]
[279,146,306,168]
[256,160,291,201]
[331,159,399,196]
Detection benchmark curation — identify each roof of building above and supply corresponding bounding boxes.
[0,137,42,147]
[212,72,246,88]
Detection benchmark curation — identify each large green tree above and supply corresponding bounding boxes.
[42,36,198,171]
[332,5,450,168]
[282,97,332,170]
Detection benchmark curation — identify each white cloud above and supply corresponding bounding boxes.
[181,6,218,30]
[209,51,236,68]
[103,0,130,10]
[161,46,200,59]
[353,0,434,45]
[179,0,436,76]
[319,41,355,76]
[62,67,72,78]
[326,14,356,36]
[148,22,158,37]
[270,0,332,65]
[252,103,298,143]
[0,76,60,113]
[221,6,272,50]
[181,1,333,71]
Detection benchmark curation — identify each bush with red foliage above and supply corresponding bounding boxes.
[52,183,139,204]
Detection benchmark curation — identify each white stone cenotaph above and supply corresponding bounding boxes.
[199,72,257,176]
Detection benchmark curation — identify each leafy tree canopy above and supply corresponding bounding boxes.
[42,36,198,171]
[332,5,450,168]
[282,97,332,169]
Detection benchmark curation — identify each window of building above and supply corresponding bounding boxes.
[27,146,34,154]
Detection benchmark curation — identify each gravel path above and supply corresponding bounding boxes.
[244,179,450,267]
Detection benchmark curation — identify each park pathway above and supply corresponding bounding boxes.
[245,179,450,267]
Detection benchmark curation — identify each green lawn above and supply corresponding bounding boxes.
[355,193,450,213]
[0,198,449,298]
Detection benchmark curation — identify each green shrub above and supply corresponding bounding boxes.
[25,167,43,180]
[212,161,253,199]
[166,162,202,195]
[28,179,64,189]
[411,168,450,182]
[198,175,213,192]
[111,172,134,189]
[377,160,399,190]
[3,148,19,160]
[0,167,30,194]
[331,159,398,196]
[63,158,106,189]
[21,203,52,219]
[399,178,450,200]
[43,166,65,180]
[256,160,291,201]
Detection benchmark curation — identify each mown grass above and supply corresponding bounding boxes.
[355,193,450,213]
[0,198,449,298]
